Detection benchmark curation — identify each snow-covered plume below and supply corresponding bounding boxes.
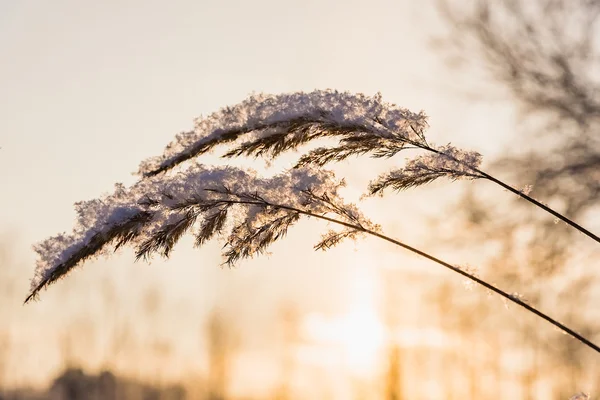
[138,90,428,176]
[135,90,600,247]
[368,144,484,195]
[138,89,488,202]
[24,87,600,362]
[27,165,375,302]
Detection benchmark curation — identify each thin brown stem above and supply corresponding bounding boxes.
[424,145,600,244]
[475,168,600,243]
[219,197,600,354]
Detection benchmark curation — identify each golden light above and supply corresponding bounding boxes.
[301,259,385,376]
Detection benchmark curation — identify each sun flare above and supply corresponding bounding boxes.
[302,260,385,375]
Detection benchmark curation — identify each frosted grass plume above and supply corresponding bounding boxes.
[26,90,600,355]
[27,165,358,302]
[135,90,597,244]
[138,90,428,176]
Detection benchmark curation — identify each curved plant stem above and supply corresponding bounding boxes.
[475,168,600,243]
[423,145,600,245]
[221,197,600,354]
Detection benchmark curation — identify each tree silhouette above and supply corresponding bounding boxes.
[433,0,600,393]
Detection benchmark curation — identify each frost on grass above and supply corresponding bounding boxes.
[457,264,479,291]
[502,292,529,309]
[138,90,429,176]
[27,165,376,302]
[27,91,486,303]
[368,145,484,194]
[520,184,533,196]
[137,89,487,199]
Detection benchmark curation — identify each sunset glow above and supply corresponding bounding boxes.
[302,260,386,375]
[1,1,597,398]
[303,304,386,375]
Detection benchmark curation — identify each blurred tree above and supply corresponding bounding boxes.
[433,0,600,394]
[0,333,8,398]
[436,0,600,255]
[274,304,299,400]
[384,345,403,400]
[48,368,186,400]
[205,310,236,400]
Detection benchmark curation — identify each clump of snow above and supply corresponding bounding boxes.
[520,184,533,196]
[458,264,479,291]
[30,164,346,296]
[424,144,483,172]
[138,90,428,175]
[368,144,484,194]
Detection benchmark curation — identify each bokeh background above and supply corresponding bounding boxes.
[0,1,599,399]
